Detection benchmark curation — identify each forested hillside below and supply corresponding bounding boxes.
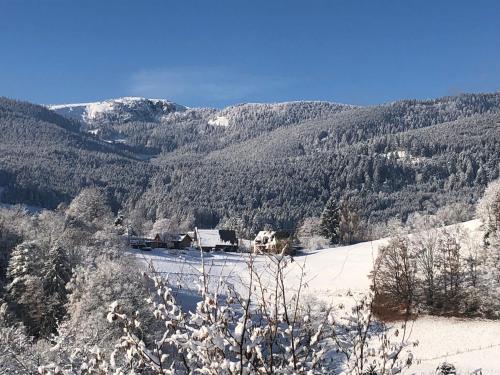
[0,97,153,209]
[1,93,499,234]
[138,93,500,232]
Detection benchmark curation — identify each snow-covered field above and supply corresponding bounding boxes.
[134,220,500,374]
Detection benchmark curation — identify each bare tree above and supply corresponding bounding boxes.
[374,236,417,315]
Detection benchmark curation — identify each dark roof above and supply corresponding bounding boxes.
[218,230,237,244]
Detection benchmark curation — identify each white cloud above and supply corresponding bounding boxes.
[128,66,295,107]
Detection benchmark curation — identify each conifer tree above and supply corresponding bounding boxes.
[320,197,340,244]
[6,242,34,305]
[41,245,72,336]
[5,241,44,336]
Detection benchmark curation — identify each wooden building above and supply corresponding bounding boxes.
[195,229,238,252]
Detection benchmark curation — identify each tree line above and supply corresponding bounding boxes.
[373,179,500,319]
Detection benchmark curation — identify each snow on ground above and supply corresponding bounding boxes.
[135,219,500,374]
[382,150,426,165]
[407,316,500,374]
[292,239,382,295]
[208,115,230,127]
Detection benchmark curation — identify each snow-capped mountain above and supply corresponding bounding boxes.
[47,98,357,146]
[49,98,355,129]
[48,97,187,126]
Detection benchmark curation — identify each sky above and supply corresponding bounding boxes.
[1,0,499,108]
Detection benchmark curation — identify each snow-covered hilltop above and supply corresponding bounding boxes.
[205,100,356,128]
[48,97,187,125]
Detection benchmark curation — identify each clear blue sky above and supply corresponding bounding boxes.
[1,0,499,108]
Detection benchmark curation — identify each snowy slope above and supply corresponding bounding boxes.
[135,219,500,374]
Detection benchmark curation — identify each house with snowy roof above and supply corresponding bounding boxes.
[195,228,238,252]
[252,230,293,255]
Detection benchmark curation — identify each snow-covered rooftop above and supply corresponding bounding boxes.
[196,229,237,248]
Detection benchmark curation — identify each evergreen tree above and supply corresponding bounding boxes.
[41,245,72,336]
[319,198,340,244]
[5,241,45,336]
[6,243,31,306]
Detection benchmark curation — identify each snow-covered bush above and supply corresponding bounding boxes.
[297,217,329,250]
[476,178,500,239]
[435,362,457,375]
[150,217,180,241]
[327,293,415,375]
[302,235,331,251]
[54,258,154,357]
[435,202,474,226]
[40,254,415,374]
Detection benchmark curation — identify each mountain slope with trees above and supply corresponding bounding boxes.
[0,97,154,209]
[0,93,499,234]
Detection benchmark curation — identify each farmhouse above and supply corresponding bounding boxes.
[252,230,293,255]
[196,229,238,252]
[127,232,193,250]
[151,233,193,249]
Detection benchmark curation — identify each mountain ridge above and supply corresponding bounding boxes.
[1,92,499,233]
[48,97,356,127]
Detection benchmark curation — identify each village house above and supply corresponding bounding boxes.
[195,228,238,252]
[127,231,192,250]
[252,230,293,255]
[152,233,193,249]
